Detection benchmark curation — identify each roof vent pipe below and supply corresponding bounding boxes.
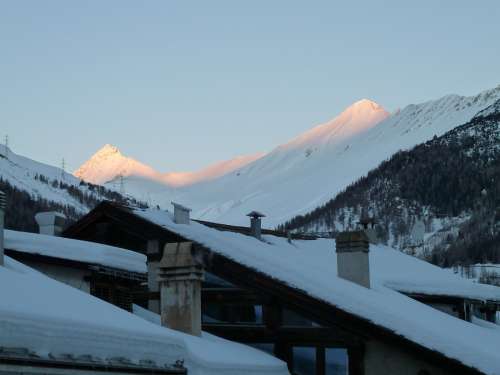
[247,211,265,240]
[335,231,370,288]
[172,202,191,225]
[0,191,6,266]
[35,212,67,236]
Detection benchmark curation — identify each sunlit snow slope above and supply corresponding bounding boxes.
[0,145,116,213]
[74,144,163,185]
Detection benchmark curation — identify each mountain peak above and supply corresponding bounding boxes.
[94,144,122,157]
[281,99,389,151]
[342,99,385,115]
[74,144,160,184]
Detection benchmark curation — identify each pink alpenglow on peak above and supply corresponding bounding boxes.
[162,152,265,187]
[74,144,265,189]
[74,144,161,185]
[282,99,390,150]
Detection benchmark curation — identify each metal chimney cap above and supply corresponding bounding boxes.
[246,211,266,218]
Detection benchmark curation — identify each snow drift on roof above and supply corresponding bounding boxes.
[4,229,147,274]
[0,256,288,375]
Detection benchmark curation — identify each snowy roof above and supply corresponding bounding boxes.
[133,207,500,375]
[4,229,147,274]
[0,256,288,375]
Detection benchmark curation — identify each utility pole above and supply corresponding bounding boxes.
[4,135,9,159]
[119,174,125,196]
[61,158,66,180]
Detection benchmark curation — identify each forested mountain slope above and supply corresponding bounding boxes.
[0,145,143,232]
[281,99,500,266]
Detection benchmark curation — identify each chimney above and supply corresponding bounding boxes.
[358,215,378,244]
[35,211,67,236]
[335,231,370,288]
[157,242,204,336]
[172,202,191,225]
[0,191,6,266]
[247,211,265,240]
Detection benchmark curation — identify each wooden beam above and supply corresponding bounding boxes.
[348,346,365,375]
[202,288,269,304]
[202,324,362,347]
[316,346,325,375]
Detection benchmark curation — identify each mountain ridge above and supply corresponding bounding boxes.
[280,98,500,267]
[75,144,265,188]
[70,84,500,227]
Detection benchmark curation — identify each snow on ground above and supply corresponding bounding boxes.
[0,256,288,375]
[4,229,147,273]
[135,208,500,375]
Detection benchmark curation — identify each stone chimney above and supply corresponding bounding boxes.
[247,211,265,240]
[172,202,191,225]
[0,191,6,266]
[157,242,204,336]
[335,231,370,288]
[35,212,67,236]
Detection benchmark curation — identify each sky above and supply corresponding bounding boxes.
[1,1,499,172]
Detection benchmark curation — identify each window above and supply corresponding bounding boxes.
[325,348,348,375]
[203,302,263,324]
[90,278,132,311]
[292,347,348,375]
[293,347,316,375]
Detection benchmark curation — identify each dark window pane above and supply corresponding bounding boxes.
[293,347,316,375]
[325,348,348,375]
[202,303,263,324]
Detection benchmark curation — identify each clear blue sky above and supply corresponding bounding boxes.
[1,1,499,172]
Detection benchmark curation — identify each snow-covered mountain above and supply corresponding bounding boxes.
[1,144,95,211]
[74,84,500,228]
[162,153,265,187]
[282,97,500,265]
[0,144,138,232]
[74,144,163,185]
[75,144,264,188]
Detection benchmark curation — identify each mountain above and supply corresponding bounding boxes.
[74,144,163,185]
[167,99,390,225]
[75,144,264,188]
[158,86,500,226]
[0,144,140,232]
[74,84,500,228]
[162,153,265,187]
[281,98,500,267]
